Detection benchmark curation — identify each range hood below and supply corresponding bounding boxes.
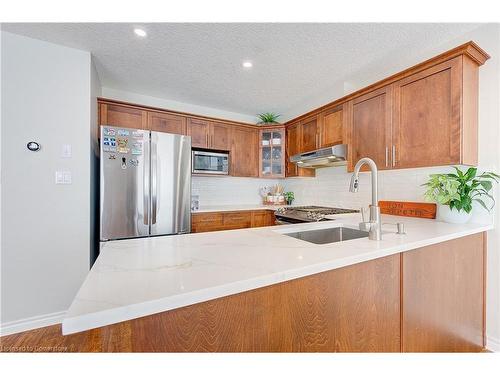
[290,144,347,168]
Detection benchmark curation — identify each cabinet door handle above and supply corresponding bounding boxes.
[385,147,389,167]
[206,133,209,147]
[392,145,396,167]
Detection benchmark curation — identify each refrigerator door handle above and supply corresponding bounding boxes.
[143,134,150,226]
[151,135,158,225]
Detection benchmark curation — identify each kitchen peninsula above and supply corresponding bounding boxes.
[53,213,490,352]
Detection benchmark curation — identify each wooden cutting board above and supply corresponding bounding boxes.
[379,201,436,219]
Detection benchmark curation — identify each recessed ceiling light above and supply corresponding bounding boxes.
[242,61,253,68]
[134,28,147,37]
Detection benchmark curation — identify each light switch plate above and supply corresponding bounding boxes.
[55,171,72,184]
[61,144,72,158]
[63,171,72,184]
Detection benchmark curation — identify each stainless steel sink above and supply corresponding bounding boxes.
[284,227,368,244]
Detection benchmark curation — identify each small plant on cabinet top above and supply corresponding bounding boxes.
[257,112,281,125]
[422,167,499,213]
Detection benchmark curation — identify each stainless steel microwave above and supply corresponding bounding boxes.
[192,150,229,175]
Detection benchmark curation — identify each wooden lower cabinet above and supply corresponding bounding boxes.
[191,212,224,233]
[0,233,486,352]
[222,211,252,230]
[251,210,275,227]
[0,254,401,352]
[127,254,401,352]
[191,210,274,233]
[402,233,485,352]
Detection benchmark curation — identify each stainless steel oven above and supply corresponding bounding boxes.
[192,150,229,175]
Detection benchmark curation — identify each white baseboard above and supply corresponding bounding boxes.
[487,336,500,352]
[0,311,66,337]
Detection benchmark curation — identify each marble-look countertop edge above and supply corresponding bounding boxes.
[62,221,492,335]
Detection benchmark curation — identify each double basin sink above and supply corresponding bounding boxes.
[284,226,368,245]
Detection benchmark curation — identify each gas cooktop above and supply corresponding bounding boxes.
[275,206,359,224]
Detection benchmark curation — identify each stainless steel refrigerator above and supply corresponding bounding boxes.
[100,126,191,241]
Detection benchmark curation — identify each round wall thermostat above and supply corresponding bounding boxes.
[27,141,41,152]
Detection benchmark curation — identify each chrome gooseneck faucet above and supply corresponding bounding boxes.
[349,157,382,240]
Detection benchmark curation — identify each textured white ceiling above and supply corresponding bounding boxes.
[1,23,482,121]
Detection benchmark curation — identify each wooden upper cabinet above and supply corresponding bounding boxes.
[300,115,319,153]
[148,112,187,135]
[287,42,488,172]
[349,85,392,171]
[210,122,231,151]
[188,118,231,150]
[392,57,462,168]
[259,126,285,178]
[99,103,147,131]
[319,105,344,148]
[285,122,300,177]
[231,126,259,177]
[285,122,315,178]
[187,118,211,148]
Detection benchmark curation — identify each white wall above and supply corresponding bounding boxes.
[284,24,500,350]
[1,32,93,333]
[101,87,258,124]
[90,58,102,265]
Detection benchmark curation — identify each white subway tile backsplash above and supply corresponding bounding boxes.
[192,176,282,206]
[192,165,496,223]
[283,165,452,208]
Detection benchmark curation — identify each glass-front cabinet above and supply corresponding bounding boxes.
[259,126,285,178]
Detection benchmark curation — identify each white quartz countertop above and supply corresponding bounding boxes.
[62,214,492,334]
[192,204,290,213]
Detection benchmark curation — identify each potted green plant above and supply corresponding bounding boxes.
[284,191,294,206]
[422,167,499,224]
[257,112,281,125]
